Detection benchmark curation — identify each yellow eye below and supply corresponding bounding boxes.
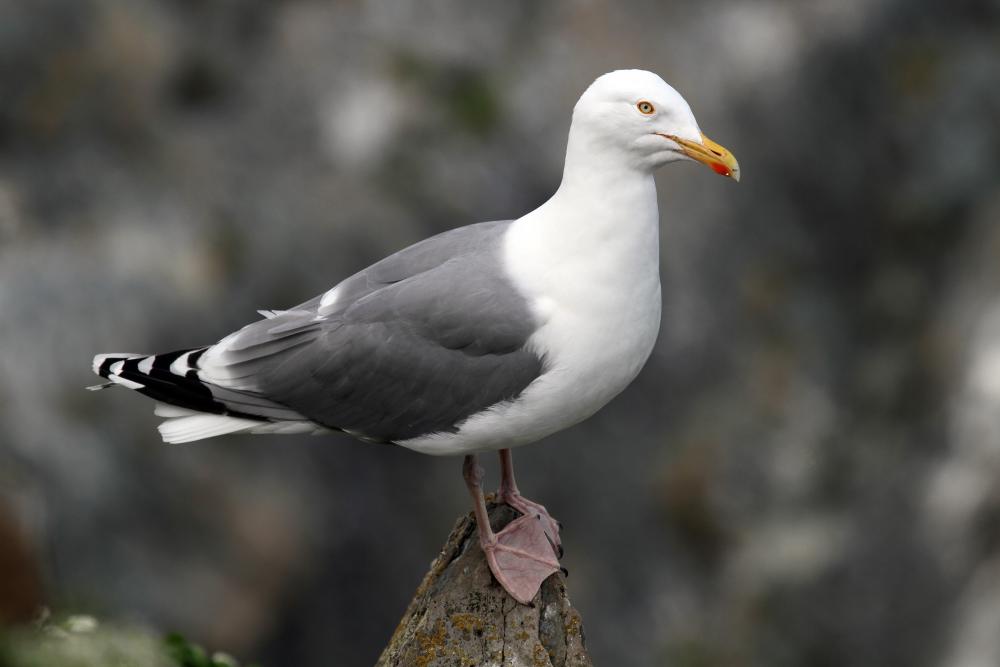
[637,100,655,115]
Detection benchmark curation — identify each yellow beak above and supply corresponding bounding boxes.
[659,132,740,182]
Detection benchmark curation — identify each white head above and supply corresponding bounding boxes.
[568,70,739,181]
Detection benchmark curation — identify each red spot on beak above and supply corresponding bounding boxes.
[710,162,731,177]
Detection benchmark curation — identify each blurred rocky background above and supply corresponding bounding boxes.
[1,0,999,665]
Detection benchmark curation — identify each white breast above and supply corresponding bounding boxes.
[400,174,662,456]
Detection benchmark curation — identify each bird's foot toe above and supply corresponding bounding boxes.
[483,515,561,604]
[498,492,562,552]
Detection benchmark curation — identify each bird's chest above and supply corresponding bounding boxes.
[528,255,662,419]
[495,201,662,440]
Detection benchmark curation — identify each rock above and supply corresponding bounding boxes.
[377,504,592,667]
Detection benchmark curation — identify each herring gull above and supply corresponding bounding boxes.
[90,69,740,604]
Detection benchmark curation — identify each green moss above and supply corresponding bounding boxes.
[165,633,257,667]
[0,616,259,667]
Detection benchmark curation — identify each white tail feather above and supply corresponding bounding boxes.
[153,403,328,442]
[158,413,263,444]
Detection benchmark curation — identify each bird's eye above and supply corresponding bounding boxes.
[637,100,655,115]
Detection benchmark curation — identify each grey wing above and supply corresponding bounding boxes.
[197,220,545,442]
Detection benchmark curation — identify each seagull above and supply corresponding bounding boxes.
[90,69,739,604]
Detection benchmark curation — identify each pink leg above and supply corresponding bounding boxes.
[463,455,560,605]
[497,449,562,555]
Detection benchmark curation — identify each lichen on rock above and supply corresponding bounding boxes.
[376,504,593,667]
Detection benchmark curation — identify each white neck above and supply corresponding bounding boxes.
[509,124,661,288]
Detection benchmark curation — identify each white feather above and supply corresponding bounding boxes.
[319,285,341,310]
[169,351,194,375]
[196,330,257,390]
[138,356,155,374]
[154,403,327,439]
[158,414,263,444]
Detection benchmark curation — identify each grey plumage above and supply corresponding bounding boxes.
[94,220,545,443]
